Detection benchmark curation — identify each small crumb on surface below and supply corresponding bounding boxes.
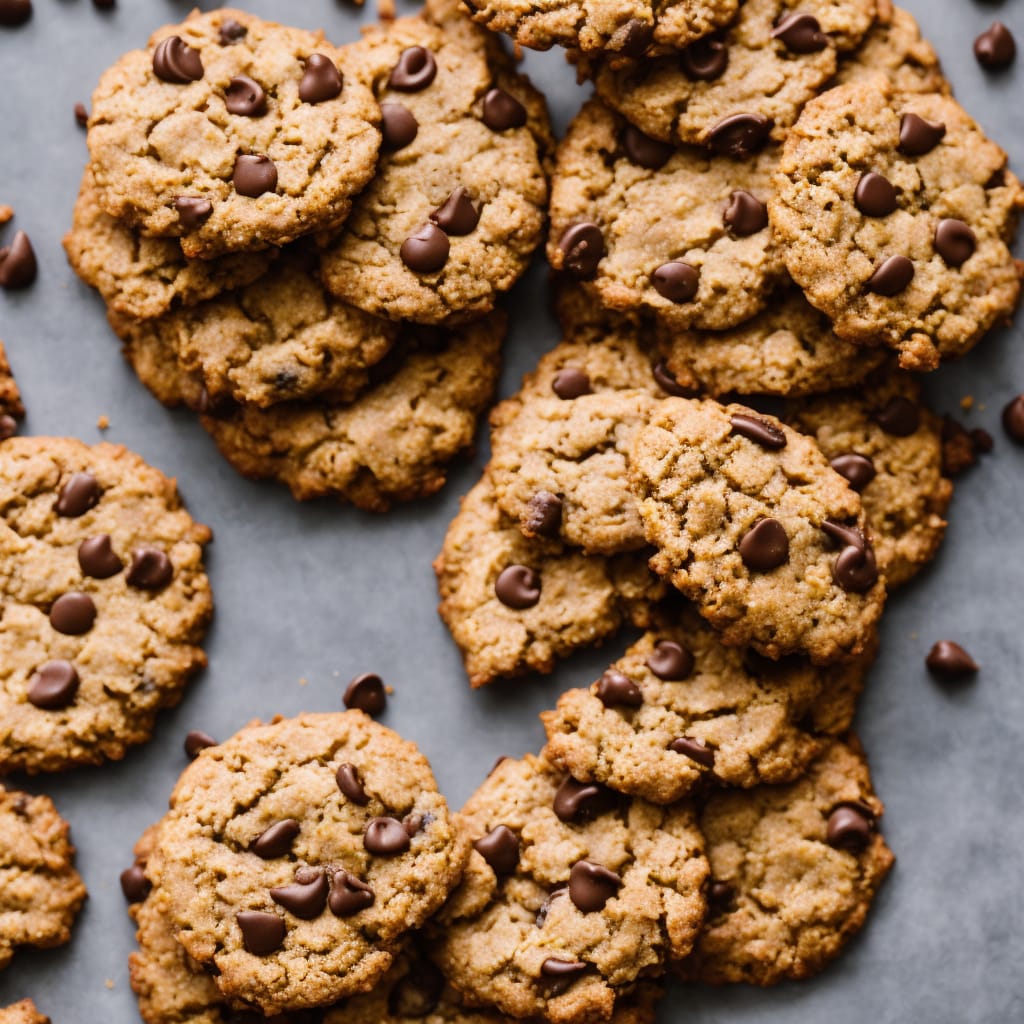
[0,205,12,225]
[97,415,110,430]
[960,395,974,411]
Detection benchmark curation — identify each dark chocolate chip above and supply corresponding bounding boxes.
[225,74,267,116]
[336,763,370,805]
[898,113,945,156]
[329,870,375,916]
[78,535,123,578]
[595,669,643,708]
[400,222,450,273]
[0,0,31,27]
[653,360,695,397]
[380,102,419,150]
[175,197,213,230]
[622,125,673,169]
[481,87,527,130]
[233,155,278,197]
[299,53,343,103]
[27,661,79,709]
[821,519,866,552]
[152,36,204,84]
[709,879,734,907]
[430,187,479,235]
[127,546,173,590]
[551,367,592,399]
[1002,395,1024,443]
[618,17,654,58]
[739,518,789,571]
[218,18,247,45]
[668,735,715,768]
[646,639,695,681]
[830,453,876,491]
[120,864,151,903]
[251,819,301,859]
[50,592,97,635]
[706,113,771,157]
[535,886,567,928]
[730,412,786,450]
[934,218,976,267]
[681,36,728,81]
[568,860,621,913]
[723,189,768,236]
[552,778,617,823]
[387,960,445,1017]
[494,565,541,609]
[184,730,217,758]
[557,222,604,279]
[364,816,411,855]
[0,230,37,289]
[270,868,329,919]
[474,825,519,875]
[822,521,878,592]
[389,46,437,91]
[74,103,89,127]
[0,414,17,440]
[56,472,100,517]
[343,673,387,716]
[652,261,699,304]
[772,11,828,53]
[236,911,285,955]
[875,395,920,436]
[866,255,914,296]
[854,172,898,217]
[974,22,1016,70]
[826,803,873,852]
[540,958,587,992]
[926,640,979,679]
[524,491,562,537]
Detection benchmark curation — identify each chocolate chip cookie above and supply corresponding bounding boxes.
[770,76,1024,370]
[629,399,886,664]
[432,752,708,1023]
[0,1002,49,1024]
[88,9,381,258]
[150,712,467,1015]
[548,100,785,330]
[0,342,24,441]
[677,737,894,984]
[0,438,212,774]
[0,785,87,971]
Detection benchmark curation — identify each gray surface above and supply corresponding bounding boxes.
[0,1,1022,1020]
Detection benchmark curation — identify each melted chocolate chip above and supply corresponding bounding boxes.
[653,360,695,397]
[0,230,37,289]
[617,18,653,58]
[681,36,728,81]
[568,860,621,913]
[595,669,643,708]
[251,819,301,859]
[524,491,562,537]
[364,816,411,855]
[535,886,567,928]
[0,415,17,440]
[772,11,828,53]
[926,640,979,679]
[152,36,204,84]
[329,870,375,916]
[652,261,699,303]
[482,87,527,130]
[646,640,695,681]
[552,778,617,823]
[551,367,592,399]
[822,521,879,592]
[898,113,945,156]
[1002,395,1024,443]
[723,190,768,236]
[540,957,587,993]
[225,74,266,116]
[706,113,771,157]
[0,1,32,27]
[474,825,519,875]
[830,453,876,492]
[127,546,173,590]
[270,868,329,919]
[74,102,89,127]
[175,197,213,230]
[730,413,786,450]
[974,22,1016,70]
[826,803,874,852]
[218,19,247,45]
[430,187,479,235]
[27,661,80,710]
[934,218,976,267]
[50,592,96,635]
[343,673,387,716]
[120,864,151,903]
[622,125,673,169]
[336,763,370,805]
[299,54,343,103]
[558,222,604,279]
[389,46,437,91]
[236,911,285,955]
[875,395,920,436]
[709,879,734,907]
[233,155,277,197]
[668,735,715,768]
[400,222,450,273]
[380,102,419,150]
[854,172,898,217]
[739,518,789,571]
[866,255,914,296]
[78,535,123,578]
[494,565,541,609]
[56,472,100,517]
[184,730,217,758]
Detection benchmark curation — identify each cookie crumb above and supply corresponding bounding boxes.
[97,414,110,430]
[104,979,114,990]
[960,395,974,411]
[0,205,12,225]
[378,0,395,19]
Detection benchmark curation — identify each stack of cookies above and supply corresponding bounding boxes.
[65,0,553,510]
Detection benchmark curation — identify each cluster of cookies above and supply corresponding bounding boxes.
[64,0,553,510]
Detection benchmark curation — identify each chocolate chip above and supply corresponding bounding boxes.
[474,825,519,875]
[175,197,213,230]
[709,879,734,907]
[739,518,789,571]
[820,519,867,553]
[668,735,715,768]
[152,36,204,84]
[50,592,97,635]
[336,763,370,805]
[926,640,979,679]
[551,367,592,399]
[645,639,695,681]
[569,860,621,913]
[934,218,976,267]
[329,870,375,916]
[830,453,876,491]
[430,187,479,235]
[494,565,541,609]
[299,53,343,103]
[56,472,100,517]
[524,491,562,537]
[27,661,79,709]
[0,1,31,27]
[595,669,643,708]
[826,803,874,852]
[975,22,1016,70]
[617,18,653,58]
[822,520,878,592]
[481,87,527,130]
[540,958,587,990]
[535,885,567,928]
[854,172,898,217]
[251,819,301,859]
[184,730,216,758]
[127,546,173,590]
[875,395,920,436]
[270,868,329,919]
[0,415,17,440]
[652,360,695,397]
[0,230,37,289]
[387,961,444,1017]
[379,103,419,154]
[680,36,728,80]
[236,911,285,955]
[652,261,699,304]
[552,778,617,823]
[622,125,673,169]
[400,222,449,273]
[218,19,247,45]
[120,864,151,903]
[225,74,267,116]
[343,673,387,716]
[898,113,945,156]
[1002,395,1024,443]
[74,103,89,127]
[233,155,277,197]
[723,190,768,236]
[866,255,914,296]
[772,11,828,53]
[364,816,410,855]
[389,46,437,90]
[78,535,123,578]
[557,222,604,279]
[730,413,786,450]
[706,113,771,157]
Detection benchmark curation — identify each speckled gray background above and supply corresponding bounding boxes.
[0,1,1022,1020]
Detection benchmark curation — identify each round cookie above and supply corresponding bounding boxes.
[677,737,894,984]
[0,438,212,774]
[63,167,274,322]
[87,9,381,259]
[432,753,708,1024]
[786,369,952,588]
[0,342,24,441]
[0,1003,49,1024]
[548,100,785,330]
[319,7,551,325]
[588,0,877,149]
[151,712,467,1015]
[0,785,87,971]
[629,398,886,664]
[542,612,873,804]
[770,76,1024,370]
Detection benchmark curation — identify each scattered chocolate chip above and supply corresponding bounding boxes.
[646,640,695,681]
[380,102,419,150]
[875,395,920,436]
[236,911,285,955]
[826,803,874,852]
[723,190,768,236]
[218,19,247,45]
[551,367,592,399]
[535,886,567,928]
[400,222,449,273]
[389,46,437,90]
[540,958,588,992]
[730,412,786,450]
[387,961,445,1017]
[78,535,123,578]
[329,870,375,916]
[652,261,700,304]
[225,74,267,116]
[681,36,728,80]
[934,218,976,267]
[0,0,31,27]
[343,673,387,716]
[866,255,914,296]
[708,879,734,907]
[251,819,301,859]
[474,825,519,875]
[926,640,979,679]
[898,113,945,156]
[830,453,876,492]
[618,17,653,58]
[175,197,213,230]
[233,155,278,197]
[652,360,694,397]
[152,36,204,84]
[494,565,541,609]
[336,763,370,805]
[772,11,827,52]
[0,414,16,440]
[126,546,173,590]
[557,222,604,279]
[1002,395,1024,443]
[270,868,329,919]
[569,860,621,913]
[668,736,715,768]
[364,816,411,855]
[975,22,1016,70]
[50,592,97,635]
[739,518,789,572]
[854,172,898,217]
[552,778,617,823]
[430,187,479,235]
[595,669,643,708]
[622,125,673,169]
[74,103,89,127]
[299,53,343,103]
[0,230,37,289]
[481,87,527,130]
[706,113,771,157]
[56,472,100,517]
[184,730,217,758]
[822,520,878,592]
[120,864,151,903]
[27,661,79,710]
[524,491,562,537]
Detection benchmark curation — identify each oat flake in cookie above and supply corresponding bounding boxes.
[0,438,212,774]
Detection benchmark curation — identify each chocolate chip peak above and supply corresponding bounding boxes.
[225,74,266,116]
[730,413,786,450]
[270,868,329,919]
[552,367,592,399]
[830,453,876,492]
[174,197,213,230]
[524,491,562,538]
[821,520,878,592]
[772,11,828,53]
[400,222,450,273]
[236,911,285,955]
[336,762,370,805]
[474,825,519,875]
[127,546,173,590]
[430,188,479,236]
[380,102,418,150]
[595,669,643,708]
[855,172,898,217]
[50,593,97,636]
[0,230,37,289]
[27,661,80,710]
[568,860,621,913]
[680,36,728,81]
[343,673,387,716]
[552,778,617,823]
[120,864,151,903]
[329,870,375,916]
[652,261,699,304]
[646,640,694,681]
[233,155,278,197]
[898,113,945,156]
[482,88,527,131]
[925,640,979,680]
[974,22,1016,70]
[723,190,768,236]
[866,255,914,296]
[389,47,437,91]
[56,472,100,517]
[184,730,217,758]
[78,535,123,578]
[739,518,789,571]
[557,223,604,280]
[668,735,715,768]
[706,113,771,157]
[251,819,301,859]
[364,816,410,855]
[494,565,541,609]
[299,54,343,104]
[622,124,673,169]
[152,36,204,84]
[934,219,976,267]
[826,803,874,852]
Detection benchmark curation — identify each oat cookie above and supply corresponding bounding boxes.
[770,76,1024,370]
[0,342,24,440]
[88,9,380,258]
[548,100,785,330]
[433,752,707,1023]
[0,1002,49,1024]
[0,438,212,774]
[150,712,467,1015]
[629,398,886,664]
[677,738,894,984]
[0,786,87,971]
